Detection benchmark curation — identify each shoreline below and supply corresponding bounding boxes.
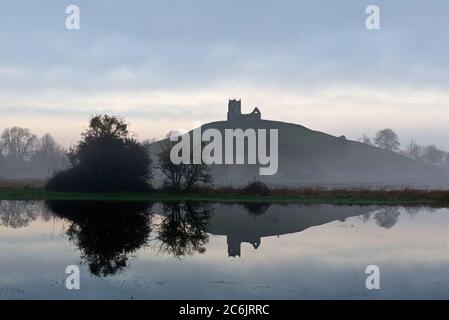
[1,188,449,206]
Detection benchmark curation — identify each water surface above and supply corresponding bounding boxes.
[0,200,448,299]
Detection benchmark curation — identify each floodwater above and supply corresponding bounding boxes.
[0,200,448,299]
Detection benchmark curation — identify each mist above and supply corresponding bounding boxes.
[2,115,449,189]
[0,127,67,180]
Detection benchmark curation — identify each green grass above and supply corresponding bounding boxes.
[1,188,449,206]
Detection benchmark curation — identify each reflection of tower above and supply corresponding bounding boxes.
[227,235,261,257]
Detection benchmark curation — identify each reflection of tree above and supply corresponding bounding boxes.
[0,201,41,228]
[403,206,421,217]
[157,202,212,258]
[46,201,153,277]
[361,212,372,223]
[374,207,400,229]
[241,202,271,217]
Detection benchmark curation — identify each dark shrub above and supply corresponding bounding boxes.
[241,180,271,196]
[46,115,152,192]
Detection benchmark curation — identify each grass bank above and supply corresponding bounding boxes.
[1,187,449,206]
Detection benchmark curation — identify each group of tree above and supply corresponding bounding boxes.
[6,115,449,191]
[359,129,401,152]
[359,128,449,167]
[47,115,153,192]
[0,127,67,179]
[46,115,212,193]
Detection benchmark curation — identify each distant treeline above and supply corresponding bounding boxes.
[0,117,212,193]
[359,128,449,167]
[0,127,68,179]
[2,121,449,184]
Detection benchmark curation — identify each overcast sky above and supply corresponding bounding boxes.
[0,0,448,149]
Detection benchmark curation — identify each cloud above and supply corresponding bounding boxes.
[0,0,448,148]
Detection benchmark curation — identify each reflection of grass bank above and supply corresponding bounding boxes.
[1,188,449,205]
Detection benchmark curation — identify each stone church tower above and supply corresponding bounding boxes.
[227,99,261,121]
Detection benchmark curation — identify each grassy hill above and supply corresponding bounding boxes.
[148,118,449,188]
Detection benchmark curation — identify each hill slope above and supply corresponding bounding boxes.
[149,119,449,188]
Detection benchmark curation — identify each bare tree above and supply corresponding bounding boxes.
[183,162,212,192]
[405,140,423,160]
[358,134,373,145]
[374,129,400,152]
[158,132,186,191]
[39,134,60,155]
[32,133,68,173]
[0,127,38,161]
[421,145,446,166]
[158,131,212,192]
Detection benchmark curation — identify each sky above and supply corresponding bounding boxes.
[0,0,448,149]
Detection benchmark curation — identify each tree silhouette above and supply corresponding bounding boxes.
[0,128,67,179]
[374,129,400,152]
[405,140,423,160]
[0,127,37,161]
[158,132,212,192]
[47,115,152,192]
[241,180,271,196]
[422,145,446,166]
[358,134,373,145]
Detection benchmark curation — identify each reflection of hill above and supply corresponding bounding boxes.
[156,203,380,257]
[207,203,378,237]
[5,200,408,263]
